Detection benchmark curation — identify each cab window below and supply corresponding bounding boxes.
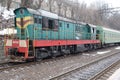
[42,17,48,29]
[34,14,42,24]
[48,19,54,29]
[54,20,58,30]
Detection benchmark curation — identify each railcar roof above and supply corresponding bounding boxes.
[103,27,120,33]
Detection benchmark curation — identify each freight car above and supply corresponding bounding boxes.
[4,7,120,62]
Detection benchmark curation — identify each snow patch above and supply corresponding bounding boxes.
[97,50,111,54]
[0,6,14,20]
[2,9,14,20]
[107,68,120,80]
[115,46,120,49]
[82,53,90,56]
[0,28,17,35]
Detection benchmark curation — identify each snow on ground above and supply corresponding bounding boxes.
[107,68,120,80]
[115,46,120,49]
[0,6,16,35]
[0,28,17,35]
[83,50,112,56]
[0,6,14,20]
[97,50,111,54]
[2,9,14,20]
[82,53,97,56]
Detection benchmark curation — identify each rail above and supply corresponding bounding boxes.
[89,59,120,80]
[49,52,120,80]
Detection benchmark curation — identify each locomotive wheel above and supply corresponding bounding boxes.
[70,45,76,54]
[35,49,42,61]
[51,46,61,58]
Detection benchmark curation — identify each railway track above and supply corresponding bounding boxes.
[0,55,69,72]
[0,62,36,72]
[50,52,120,80]
[0,62,12,70]
[89,59,120,80]
[0,46,107,72]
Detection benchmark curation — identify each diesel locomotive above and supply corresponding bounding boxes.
[4,7,120,62]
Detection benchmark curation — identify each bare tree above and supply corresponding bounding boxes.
[48,0,54,12]
[78,2,87,22]
[21,0,32,8]
[70,2,77,19]
[33,0,44,9]
[7,0,12,10]
[21,0,26,7]
[0,0,6,7]
[56,0,63,16]
[63,4,67,17]
[108,13,120,29]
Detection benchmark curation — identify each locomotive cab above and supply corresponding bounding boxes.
[5,7,34,62]
[14,7,34,40]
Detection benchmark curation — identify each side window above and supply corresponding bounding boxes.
[54,20,58,30]
[48,19,54,29]
[39,18,42,24]
[75,25,78,31]
[92,28,95,33]
[75,24,81,32]
[34,15,42,24]
[34,18,37,23]
[59,22,62,27]
[42,17,48,29]
[67,24,69,28]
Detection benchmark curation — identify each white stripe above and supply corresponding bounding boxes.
[6,39,12,46]
[19,40,27,47]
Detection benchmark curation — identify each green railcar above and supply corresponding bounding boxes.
[95,26,120,45]
[103,27,120,44]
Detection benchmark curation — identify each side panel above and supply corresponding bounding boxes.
[103,29,120,44]
[69,23,74,39]
[42,30,51,40]
[33,15,42,39]
[51,31,58,40]
[82,25,91,40]
[75,24,83,40]
[64,22,74,39]
[59,21,65,39]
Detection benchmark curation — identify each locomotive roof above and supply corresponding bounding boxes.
[27,8,86,24]
[28,8,59,19]
[86,24,97,28]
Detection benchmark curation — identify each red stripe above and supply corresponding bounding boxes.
[33,40,100,47]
